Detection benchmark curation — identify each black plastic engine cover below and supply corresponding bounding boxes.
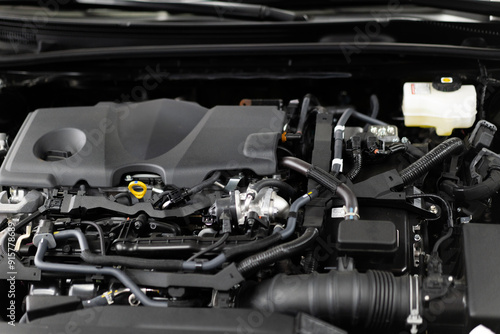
[0,99,285,188]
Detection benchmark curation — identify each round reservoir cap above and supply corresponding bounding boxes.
[432,76,462,92]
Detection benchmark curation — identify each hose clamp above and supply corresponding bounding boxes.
[104,291,115,305]
[407,275,423,334]
[331,158,343,172]
[334,125,345,132]
[343,206,359,220]
[195,261,204,270]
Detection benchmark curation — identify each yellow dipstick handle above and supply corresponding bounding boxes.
[128,181,147,199]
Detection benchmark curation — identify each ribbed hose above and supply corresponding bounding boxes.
[237,227,318,276]
[224,233,282,260]
[399,138,464,186]
[185,189,315,271]
[346,150,362,180]
[239,270,411,331]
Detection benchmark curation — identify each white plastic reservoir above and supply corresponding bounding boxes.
[402,79,477,136]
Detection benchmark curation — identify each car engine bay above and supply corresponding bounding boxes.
[1,58,500,334]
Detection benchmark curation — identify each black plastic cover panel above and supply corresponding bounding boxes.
[0,99,285,188]
[336,219,398,252]
[463,223,500,332]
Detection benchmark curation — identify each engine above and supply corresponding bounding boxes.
[1,89,499,333]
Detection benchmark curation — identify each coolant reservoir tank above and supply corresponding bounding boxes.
[402,77,477,136]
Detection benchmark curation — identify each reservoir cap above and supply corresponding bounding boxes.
[432,76,462,92]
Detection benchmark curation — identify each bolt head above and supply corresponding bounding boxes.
[414,234,422,242]
[424,295,430,301]
[448,276,454,282]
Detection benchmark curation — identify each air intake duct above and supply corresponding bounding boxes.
[238,270,413,332]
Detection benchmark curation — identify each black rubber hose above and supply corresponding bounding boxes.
[281,156,311,175]
[282,157,359,219]
[79,221,106,255]
[114,192,132,205]
[224,189,317,260]
[405,143,425,159]
[296,94,318,135]
[442,169,500,201]
[83,294,109,308]
[328,107,387,126]
[369,94,380,119]
[186,171,221,195]
[239,270,411,331]
[280,188,319,239]
[35,232,169,307]
[346,150,362,180]
[332,108,354,173]
[187,232,229,262]
[432,228,453,255]
[80,251,183,271]
[237,227,318,276]
[399,138,464,186]
[252,179,297,199]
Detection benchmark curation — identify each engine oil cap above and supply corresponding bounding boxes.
[128,180,147,199]
[432,76,462,92]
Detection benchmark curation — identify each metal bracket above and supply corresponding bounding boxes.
[407,275,423,334]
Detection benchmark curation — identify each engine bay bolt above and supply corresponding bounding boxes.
[62,244,72,254]
[414,234,422,242]
[125,175,133,182]
[448,276,454,282]
[457,207,462,213]
[429,205,438,214]
[424,295,430,301]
